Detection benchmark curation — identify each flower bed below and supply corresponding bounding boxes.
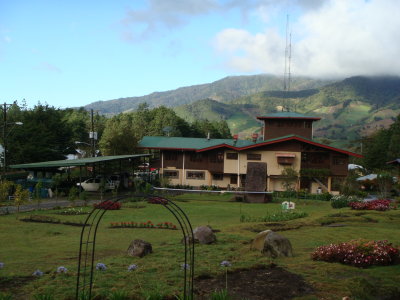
[56,207,89,215]
[349,199,392,211]
[94,200,121,210]
[311,239,400,268]
[147,196,169,205]
[110,220,177,230]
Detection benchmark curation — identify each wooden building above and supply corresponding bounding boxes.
[138,112,362,194]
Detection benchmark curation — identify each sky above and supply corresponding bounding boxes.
[1,0,399,109]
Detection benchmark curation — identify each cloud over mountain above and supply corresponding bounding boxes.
[214,0,400,77]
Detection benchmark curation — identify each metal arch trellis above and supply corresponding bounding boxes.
[75,193,195,300]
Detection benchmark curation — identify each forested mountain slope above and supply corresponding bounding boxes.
[174,76,400,149]
[84,74,332,114]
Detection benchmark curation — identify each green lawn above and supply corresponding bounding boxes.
[0,194,400,299]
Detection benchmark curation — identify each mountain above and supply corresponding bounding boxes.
[174,76,400,149]
[84,74,333,114]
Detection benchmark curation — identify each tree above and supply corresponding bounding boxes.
[6,104,75,164]
[281,167,299,192]
[98,114,137,155]
[14,185,30,216]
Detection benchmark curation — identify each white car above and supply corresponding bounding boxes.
[77,178,116,192]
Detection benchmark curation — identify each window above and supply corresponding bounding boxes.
[164,152,178,161]
[190,153,202,162]
[226,152,238,160]
[186,171,205,180]
[247,153,261,161]
[230,174,238,184]
[163,170,179,179]
[212,173,223,181]
[209,152,224,163]
[333,156,345,165]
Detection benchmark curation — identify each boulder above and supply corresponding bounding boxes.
[193,226,216,244]
[250,230,272,251]
[127,239,152,257]
[262,231,293,258]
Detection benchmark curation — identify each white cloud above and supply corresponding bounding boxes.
[214,0,400,77]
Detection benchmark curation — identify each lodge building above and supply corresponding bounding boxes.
[138,112,362,194]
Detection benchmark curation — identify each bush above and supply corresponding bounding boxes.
[349,199,392,211]
[330,195,360,208]
[240,210,307,223]
[94,200,121,210]
[311,239,400,268]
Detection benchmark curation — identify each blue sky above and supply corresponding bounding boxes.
[1,0,399,108]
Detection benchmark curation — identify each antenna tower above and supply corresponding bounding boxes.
[283,15,292,111]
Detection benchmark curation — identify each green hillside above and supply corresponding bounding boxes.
[174,76,400,149]
[84,75,332,114]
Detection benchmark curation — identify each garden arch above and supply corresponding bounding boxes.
[75,194,195,300]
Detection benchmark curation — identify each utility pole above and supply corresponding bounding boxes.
[89,109,98,157]
[2,103,13,179]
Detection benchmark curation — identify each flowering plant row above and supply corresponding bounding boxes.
[311,239,400,268]
[349,199,392,211]
[147,196,169,205]
[110,220,177,230]
[94,200,121,210]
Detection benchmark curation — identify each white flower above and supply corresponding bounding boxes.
[128,264,138,271]
[57,266,68,273]
[32,269,43,276]
[96,263,107,271]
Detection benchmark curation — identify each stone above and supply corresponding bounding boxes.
[245,162,268,203]
[193,226,216,244]
[263,231,293,258]
[127,239,152,257]
[251,230,272,251]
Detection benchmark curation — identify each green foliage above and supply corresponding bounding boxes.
[0,180,14,202]
[0,293,13,300]
[280,167,299,191]
[240,210,307,222]
[362,114,400,170]
[14,184,30,213]
[68,186,79,203]
[33,293,55,300]
[107,289,130,300]
[210,289,231,300]
[330,195,360,209]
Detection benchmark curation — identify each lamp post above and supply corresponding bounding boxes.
[2,102,23,179]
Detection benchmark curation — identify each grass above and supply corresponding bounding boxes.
[0,194,399,299]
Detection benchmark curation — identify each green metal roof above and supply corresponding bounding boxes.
[257,112,320,119]
[10,154,150,169]
[138,134,362,158]
[138,136,256,150]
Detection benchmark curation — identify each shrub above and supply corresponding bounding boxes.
[311,239,400,268]
[349,199,391,211]
[240,210,307,223]
[330,195,360,208]
[94,200,121,210]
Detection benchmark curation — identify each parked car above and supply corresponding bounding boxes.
[76,178,116,192]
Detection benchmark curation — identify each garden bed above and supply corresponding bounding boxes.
[20,215,88,227]
[195,264,313,300]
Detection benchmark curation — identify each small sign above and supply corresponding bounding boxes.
[281,201,296,210]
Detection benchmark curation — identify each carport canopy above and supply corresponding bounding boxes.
[10,154,151,171]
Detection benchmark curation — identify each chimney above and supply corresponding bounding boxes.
[252,133,258,143]
[207,132,210,140]
[233,134,238,141]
